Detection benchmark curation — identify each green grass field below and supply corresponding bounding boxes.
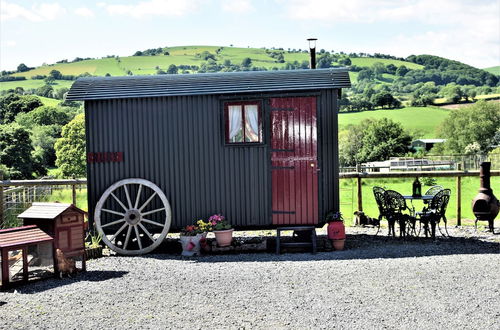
[340,176,500,227]
[483,66,500,75]
[339,106,450,138]
[0,79,74,91]
[350,57,423,70]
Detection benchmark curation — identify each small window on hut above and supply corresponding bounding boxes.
[225,101,262,144]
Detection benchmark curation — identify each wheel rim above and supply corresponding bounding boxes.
[94,178,171,255]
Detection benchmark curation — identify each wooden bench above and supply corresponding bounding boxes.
[276,226,317,254]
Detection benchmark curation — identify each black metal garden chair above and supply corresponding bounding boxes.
[424,185,444,196]
[372,186,386,235]
[422,185,444,206]
[384,190,416,238]
[416,189,451,239]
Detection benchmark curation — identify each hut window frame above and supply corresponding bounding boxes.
[224,101,263,145]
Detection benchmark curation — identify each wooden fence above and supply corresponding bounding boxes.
[1,170,499,227]
[0,178,87,227]
[339,169,500,226]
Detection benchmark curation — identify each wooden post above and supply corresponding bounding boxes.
[0,173,4,227]
[72,177,77,206]
[456,163,462,226]
[356,164,363,212]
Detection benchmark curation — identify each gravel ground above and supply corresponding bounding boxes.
[1,227,499,329]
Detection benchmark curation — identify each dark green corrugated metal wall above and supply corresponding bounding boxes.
[85,90,339,231]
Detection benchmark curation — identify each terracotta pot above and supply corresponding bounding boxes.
[214,229,234,247]
[180,233,206,256]
[332,239,345,251]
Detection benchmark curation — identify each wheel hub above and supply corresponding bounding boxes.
[125,209,141,225]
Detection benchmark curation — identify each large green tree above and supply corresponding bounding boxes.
[55,114,86,177]
[16,106,74,167]
[0,124,45,179]
[0,94,43,124]
[440,101,500,154]
[339,118,412,166]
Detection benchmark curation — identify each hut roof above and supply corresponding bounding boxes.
[66,68,351,101]
[17,202,84,219]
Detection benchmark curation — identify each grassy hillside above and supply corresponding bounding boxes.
[5,45,424,80]
[482,66,500,75]
[350,57,423,69]
[338,106,450,138]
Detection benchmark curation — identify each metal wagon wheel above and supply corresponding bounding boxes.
[94,178,171,255]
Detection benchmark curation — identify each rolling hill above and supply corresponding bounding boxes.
[2,45,427,93]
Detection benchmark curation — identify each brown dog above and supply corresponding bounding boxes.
[55,249,77,278]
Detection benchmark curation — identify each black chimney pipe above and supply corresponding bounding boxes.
[307,38,317,69]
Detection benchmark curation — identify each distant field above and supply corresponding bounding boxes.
[38,96,61,106]
[483,66,500,75]
[350,57,423,70]
[434,94,500,105]
[339,106,450,138]
[0,79,73,92]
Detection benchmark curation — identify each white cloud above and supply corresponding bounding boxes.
[285,0,500,67]
[74,7,95,18]
[5,40,17,47]
[221,0,254,13]
[0,1,66,22]
[104,0,201,18]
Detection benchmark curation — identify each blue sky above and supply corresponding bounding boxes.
[1,0,499,71]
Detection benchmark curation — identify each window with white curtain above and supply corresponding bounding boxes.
[225,101,262,144]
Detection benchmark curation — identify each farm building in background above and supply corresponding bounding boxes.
[411,139,446,151]
[362,157,456,173]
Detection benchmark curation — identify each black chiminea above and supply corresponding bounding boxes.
[471,162,499,232]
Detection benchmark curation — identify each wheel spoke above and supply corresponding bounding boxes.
[142,218,164,227]
[102,208,125,217]
[134,184,143,209]
[139,192,158,212]
[101,218,126,228]
[138,223,155,242]
[123,185,133,209]
[110,223,128,242]
[141,207,165,216]
[134,226,143,250]
[111,192,128,212]
[123,225,133,249]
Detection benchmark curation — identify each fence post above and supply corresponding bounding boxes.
[0,173,4,227]
[356,164,363,212]
[72,176,77,206]
[456,163,462,226]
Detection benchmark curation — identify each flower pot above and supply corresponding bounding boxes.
[180,233,206,256]
[214,229,234,247]
[85,246,103,259]
[332,239,345,251]
[327,221,346,240]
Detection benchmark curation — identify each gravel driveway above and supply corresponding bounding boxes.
[1,227,499,329]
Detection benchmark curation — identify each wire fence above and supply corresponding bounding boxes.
[0,179,87,229]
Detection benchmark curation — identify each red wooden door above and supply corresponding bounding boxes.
[270,97,318,225]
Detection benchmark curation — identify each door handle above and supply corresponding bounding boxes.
[310,163,320,172]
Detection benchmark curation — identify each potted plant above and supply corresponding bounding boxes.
[209,214,233,247]
[85,232,103,259]
[326,211,346,251]
[179,220,209,256]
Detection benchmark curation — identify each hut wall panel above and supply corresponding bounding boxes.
[318,90,339,218]
[86,95,270,230]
